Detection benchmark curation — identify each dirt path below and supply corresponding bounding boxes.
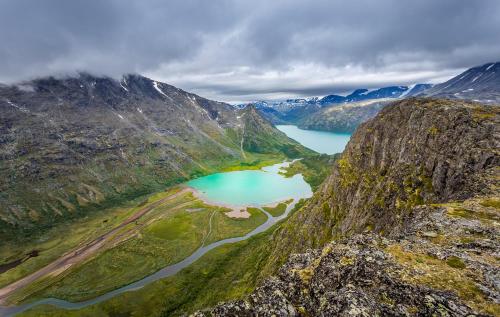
[0,188,190,304]
[200,210,216,247]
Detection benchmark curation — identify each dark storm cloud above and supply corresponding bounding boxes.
[1,0,499,102]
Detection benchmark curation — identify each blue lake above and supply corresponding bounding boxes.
[276,125,351,154]
[187,162,312,206]
[0,124,353,316]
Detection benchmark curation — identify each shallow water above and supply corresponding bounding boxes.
[276,125,351,154]
[187,161,312,206]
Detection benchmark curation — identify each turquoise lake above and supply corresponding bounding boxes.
[187,162,312,206]
[276,125,351,154]
[188,126,351,206]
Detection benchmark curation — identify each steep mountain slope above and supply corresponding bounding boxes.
[401,83,433,97]
[199,98,499,316]
[0,74,309,238]
[297,99,392,133]
[422,62,500,103]
[274,97,498,254]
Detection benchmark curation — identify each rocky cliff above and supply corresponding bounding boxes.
[196,98,500,316]
[0,74,309,238]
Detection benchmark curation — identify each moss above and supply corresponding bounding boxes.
[337,157,359,188]
[295,267,315,284]
[429,233,446,245]
[387,244,498,316]
[471,107,496,121]
[365,223,374,232]
[380,292,395,307]
[418,174,434,192]
[446,256,466,269]
[447,206,499,224]
[322,202,330,216]
[296,306,309,316]
[480,198,500,209]
[428,126,439,136]
[339,256,355,266]
[459,236,475,244]
[262,202,289,217]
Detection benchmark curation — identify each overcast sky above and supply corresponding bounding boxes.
[1,0,499,103]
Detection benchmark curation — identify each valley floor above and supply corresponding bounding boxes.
[0,156,325,316]
[0,148,334,317]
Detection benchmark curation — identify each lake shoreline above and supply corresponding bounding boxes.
[186,160,311,213]
[275,125,351,155]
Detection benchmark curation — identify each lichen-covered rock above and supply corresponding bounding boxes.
[269,98,499,268]
[198,223,497,316]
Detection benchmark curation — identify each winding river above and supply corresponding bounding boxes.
[1,127,351,316]
[0,163,311,316]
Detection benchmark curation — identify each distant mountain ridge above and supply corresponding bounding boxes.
[319,84,430,105]
[298,99,393,133]
[238,84,431,111]
[241,61,500,135]
[239,84,431,125]
[421,62,500,103]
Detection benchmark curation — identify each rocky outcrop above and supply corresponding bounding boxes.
[198,197,499,315]
[273,99,499,255]
[196,98,499,316]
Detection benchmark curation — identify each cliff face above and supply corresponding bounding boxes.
[275,98,498,252]
[197,98,499,316]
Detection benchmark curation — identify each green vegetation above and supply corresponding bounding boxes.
[0,188,182,289]
[204,207,267,245]
[5,190,268,305]
[14,197,312,317]
[471,106,497,121]
[281,154,338,190]
[1,99,313,244]
[263,200,292,217]
[446,205,500,224]
[446,256,466,269]
[480,197,500,209]
[428,126,439,135]
[20,231,275,317]
[219,155,283,172]
[387,244,498,316]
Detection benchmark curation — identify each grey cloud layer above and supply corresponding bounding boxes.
[1,0,499,101]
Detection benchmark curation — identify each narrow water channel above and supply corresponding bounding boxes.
[1,202,300,316]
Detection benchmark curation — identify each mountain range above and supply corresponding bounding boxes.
[1,62,499,316]
[0,73,309,238]
[241,62,499,133]
[238,84,433,128]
